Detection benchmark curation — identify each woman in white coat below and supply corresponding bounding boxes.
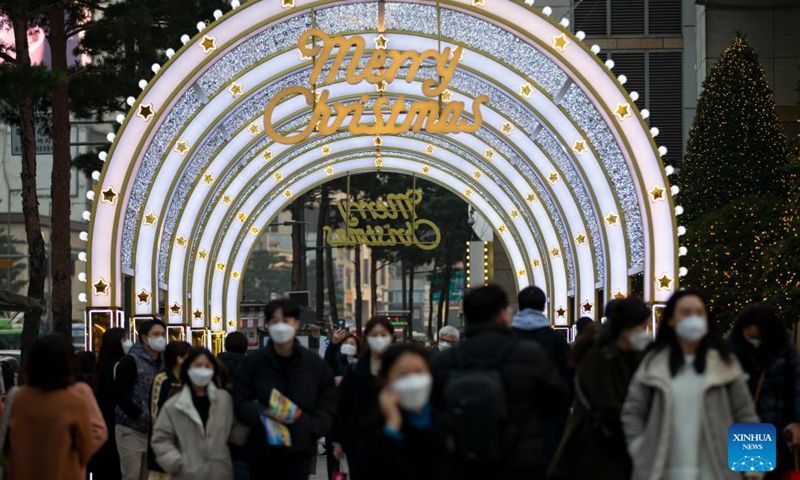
[152,347,235,480]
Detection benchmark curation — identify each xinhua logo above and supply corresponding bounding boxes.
[728,423,777,472]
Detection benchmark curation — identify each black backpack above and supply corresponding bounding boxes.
[443,339,518,463]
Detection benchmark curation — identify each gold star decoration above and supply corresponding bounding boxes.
[550,247,560,257]
[473,170,482,180]
[421,166,430,174]
[614,103,631,121]
[325,166,335,176]
[373,136,383,147]
[532,258,542,268]
[193,309,203,320]
[137,289,151,305]
[484,149,495,159]
[321,145,331,155]
[144,212,158,227]
[548,172,559,184]
[376,80,388,93]
[200,35,216,54]
[227,320,237,328]
[498,224,506,233]
[203,173,215,185]
[262,150,273,161]
[510,209,519,219]
[372,156,383,168]
[248,123,260,136]
[237,212,247,222]
[582,301,594,314]
[213,315,222,325]
[228,82,244,98]
[501,123,514,135]
[572,140,587,154]
[556,307,566,318]
[170,303,182,316]
[575,233,587,245]
[552,33,570,52]
[299,50,311,61]
[605,212,619,226]
[198,249,209,260]
[649,185,665,202]
[274,172,283,182]
[464,188,473,197]
[472,0,485,6]
[425,144,435,155]
[101,186,118,204]
[231,271,241,279]
[441,89,453,104]
[283,189,293,198]
[175,140,190,155]
[222,195,232,205]
[281,0,294,8]
[374,34,389,50]
[251,226,260,235]
[526,193,537,203]
[216,262,226,271]
[137,104,155,121]
[176,235,188,248]
[519,83,533,98]
[92,278,109,296]
[657,274,674,291]
[518,269,526,277]
[612,290,627,300]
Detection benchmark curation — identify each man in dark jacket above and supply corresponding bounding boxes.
[114,319,166,480]
[234,299,336,480]
[433,285,569,480]
[510,286,572,460]
[219,331,248,389]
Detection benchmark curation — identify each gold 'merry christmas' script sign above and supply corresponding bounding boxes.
[264,29,489,144]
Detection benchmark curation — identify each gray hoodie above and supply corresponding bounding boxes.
[511,308,550,331]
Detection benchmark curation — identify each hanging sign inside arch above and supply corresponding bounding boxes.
[264,29,489,144]
[323,189,441,250]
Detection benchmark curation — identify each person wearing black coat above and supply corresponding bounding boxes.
[322,330,360,480]
[729,304,800,478]
[219,331,248,390]
[433,285,569,480]
[91,328,128,480]
[233,299,336,480]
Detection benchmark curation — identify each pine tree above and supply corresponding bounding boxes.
[679,35,790,329]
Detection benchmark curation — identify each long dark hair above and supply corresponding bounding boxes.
[652,290,731,376]
[94,327,127,392]
[731,304,789,355]
[180,347,220,388]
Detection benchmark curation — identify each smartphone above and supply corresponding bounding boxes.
[337,319,346,330]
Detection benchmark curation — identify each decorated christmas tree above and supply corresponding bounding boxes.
[680,35,789,329]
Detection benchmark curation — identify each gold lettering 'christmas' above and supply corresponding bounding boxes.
[264,29,488,144]
[324,190,441,250]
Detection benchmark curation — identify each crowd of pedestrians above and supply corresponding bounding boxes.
[1,285,800,480]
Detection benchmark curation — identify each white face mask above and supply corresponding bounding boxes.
[391,373,433,413]
[438,341,452,352]
[628,330,652,352]
[122,339,133,354]
[746,337,762,349]
[340,344,357,357]
[675,315,708,342]
[268,322,296,344]
[187,367,215,388]
[367,336,392,354]
[147,336,167,353]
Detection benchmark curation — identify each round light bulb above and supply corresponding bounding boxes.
[630,91,639,102]
[166,48,175,59]
[126,96,135,106]
[196,21,206,32]
[231,0,241,8]
[650,127,660,137]
[116,114,125,124]
[91,171,101,181]
[79,231,89,241]
[617,74,627,85]
[559,18,569,27]
[542,6,552,16]
[576,31,585,41]
[78,272,87,282]
[138,79,147,90]
[665,165,675,176]
[82,211,91,221]
[679,267,688,277]
[78,252,87,262]
[605,59,615,69]
[213,9,223,20]
[671,185,680,195]
[679,246,688,257]
[106,132,115,142]
[590,44,601,54]
[86,191,95,201]
[151,63,160,74]
[675,206,684,216]
[677,226,686,236]
[98,151,107,161]
[181,34,190,45]
[658,146,668,156]
[641,109,650,119]
[78,293,87,303]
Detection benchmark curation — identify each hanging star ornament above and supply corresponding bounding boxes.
[144,212,158,226]
[274,172,283,182]
[283,189,293,198]
[612,290,627,300]
[552,34,569,52]
[548,172,559,183]
[605,212,619,226]
[325,166,335,176]
[101,186,118,204]
[519,83,533,98]
[281,0,295,8]
[527,193,537,203]
[175,140,190,155]
[464,188,473,197]
[484,149,495,159]
[92,278,109,296]
[510,209,519,219]
[136,104,155,121]
[657,274,674,291]
[550,247,560,257]
[222,195,232,205]
[582,301,594,313]
[176,235,188,248]
[374,157,383,168]
[373,136,383,147]
[137,289,151,305]
[421,165,430,174]
[472,0,485,6]
[200,35,216,53]
[262,150,273,161]
[498,224,507,233]
[216,262,226,271]
[572,140,587,154]
[556,307,566,318]
[251,226,260,235]
[425,144,435,155]
[473,170,482,180]
[374,34,389,50]
[203,173,215,185]
[321,145,332,155]
[375,80,388,93]
[501,123,514,135]
[170,303,182,316]
[228,82,244,98]
[237,212,247,222]
[531,258,542,268]
[198,249,209,260]
[614,103,631,121]
[248,123,260,135]
[518,269,526,277]
[440,89,453,103]
[228,320,237,328]
[193,309,204,319]
[575,233,587,245]
[649,185,665,202]
[231,271,241,279]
